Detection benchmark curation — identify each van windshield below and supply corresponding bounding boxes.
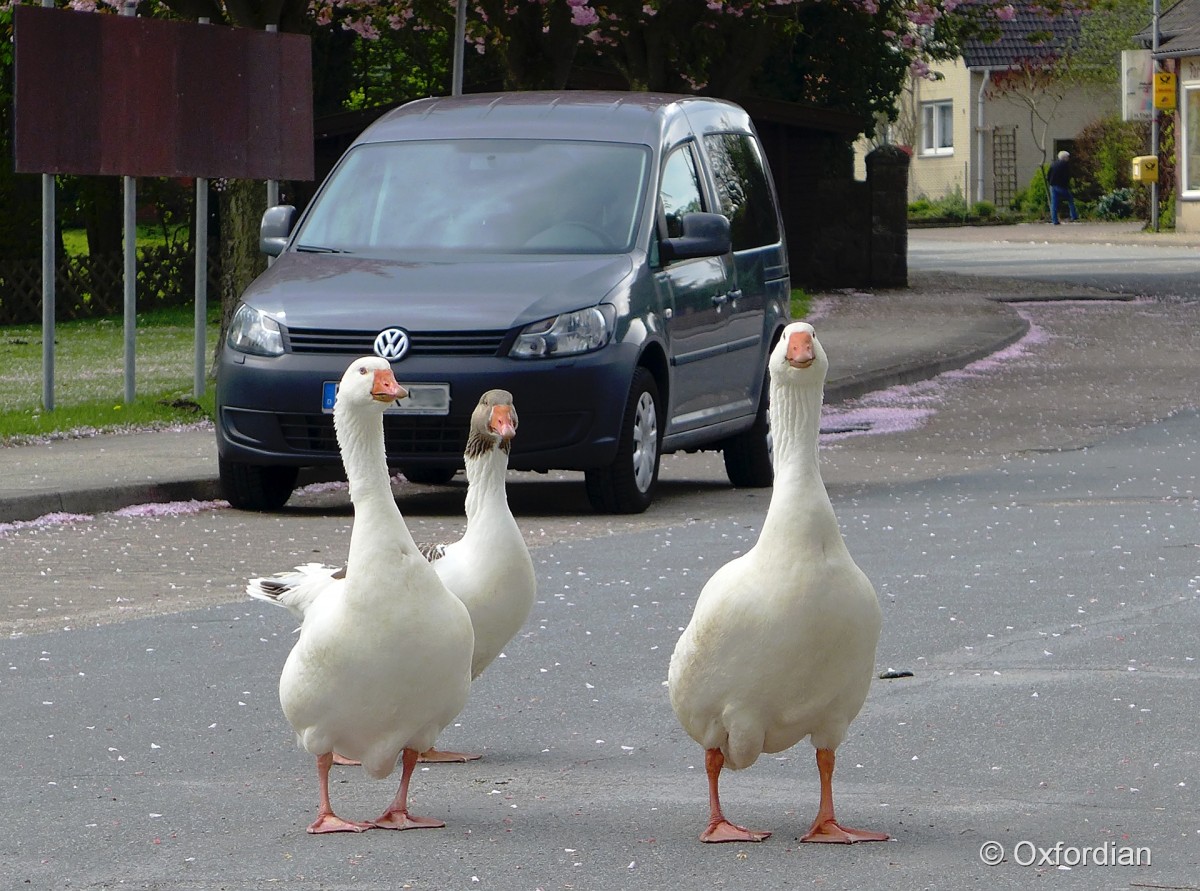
[295,139,651,256]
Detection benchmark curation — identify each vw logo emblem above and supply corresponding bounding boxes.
[374,328,410,361]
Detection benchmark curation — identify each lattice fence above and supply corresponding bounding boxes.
[0,242,221,325]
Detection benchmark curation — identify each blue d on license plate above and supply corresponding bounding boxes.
[322,381,450,415]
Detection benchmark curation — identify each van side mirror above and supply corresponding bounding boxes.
[260,205,298,257]
[660,211,732,262]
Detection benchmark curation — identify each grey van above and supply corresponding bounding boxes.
[216,91,790,513]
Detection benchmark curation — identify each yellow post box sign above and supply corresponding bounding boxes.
[1154,72,1176,110]
[1132,155,1159,182]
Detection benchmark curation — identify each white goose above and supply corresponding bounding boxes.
[250,389,535,764]
[668,322,889,845]
[259,356,473,834]
[418,389,537,761]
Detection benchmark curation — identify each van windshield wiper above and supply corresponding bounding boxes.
[295,244,351,254]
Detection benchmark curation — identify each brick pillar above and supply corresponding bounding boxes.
[866,145,910,287]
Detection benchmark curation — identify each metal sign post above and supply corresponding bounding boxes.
[39,0,54,412]
[1151,0,1161,232]
[122,0,138,403]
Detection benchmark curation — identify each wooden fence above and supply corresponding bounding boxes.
[0,243,221,325]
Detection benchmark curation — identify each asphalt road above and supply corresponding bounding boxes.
[2,239,1199,889]
[909,223,1200,299]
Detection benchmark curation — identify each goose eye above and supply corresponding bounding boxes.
[358,366,369,375]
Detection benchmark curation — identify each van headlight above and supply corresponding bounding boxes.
[509,306,614,359]
[226,304,285,357]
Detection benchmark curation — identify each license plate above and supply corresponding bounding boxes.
[322,381,451,415]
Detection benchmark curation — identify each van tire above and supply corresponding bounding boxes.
[219,458,298,511]
[723,371,773,488]
[585,367,661,514]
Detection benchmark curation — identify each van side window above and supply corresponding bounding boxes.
[703,133,779,250]
[659,144,705,240]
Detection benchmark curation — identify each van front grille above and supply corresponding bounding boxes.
[285,327,508,357]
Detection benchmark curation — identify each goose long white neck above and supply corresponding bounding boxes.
[757,371,842,556]
[461,447,517,542]
[465,447,506,514]
[336,404,419,557]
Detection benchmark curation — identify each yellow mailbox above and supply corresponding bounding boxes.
[1132,155,1159,183]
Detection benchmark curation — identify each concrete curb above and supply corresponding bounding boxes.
[1,479,224,526]
[825,313,1029,405]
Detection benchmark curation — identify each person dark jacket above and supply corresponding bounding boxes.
[1047,155,1072,189]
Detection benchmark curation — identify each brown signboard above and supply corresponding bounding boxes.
[14,5,314,181]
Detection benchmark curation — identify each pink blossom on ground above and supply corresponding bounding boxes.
[0,513,94,538]
[112,500,227,519]
[819,310,1049,442]
[294,481,349,496]
[821,405,935,442]
[942,310,1048,379]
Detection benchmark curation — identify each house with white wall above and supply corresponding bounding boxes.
[1142,0,1200,231]
[865,3,1116,209]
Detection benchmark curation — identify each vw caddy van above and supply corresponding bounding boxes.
[216,91,790,513]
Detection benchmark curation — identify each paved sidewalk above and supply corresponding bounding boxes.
[0,265,1128,525]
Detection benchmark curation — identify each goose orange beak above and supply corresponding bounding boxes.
[489,404,517,441]
[786,330,815,369]
[372,368,406,403]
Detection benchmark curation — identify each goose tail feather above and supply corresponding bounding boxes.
[247,562,341,621]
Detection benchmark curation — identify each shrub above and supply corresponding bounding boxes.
[1094,187,1134,220]
[972,200,996,219]
[908,196,933,215]
[1073,116,1149,199]
[908,188,968,221]
[1158,189,1175,230]
[1013,168,1050,220]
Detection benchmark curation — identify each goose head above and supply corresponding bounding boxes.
[467,389,518,457]
[770,321,827,385]
[335,356,407,412]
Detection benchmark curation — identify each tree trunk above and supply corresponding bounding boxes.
[80,177,124,257]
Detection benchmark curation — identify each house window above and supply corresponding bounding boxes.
[921,100,954,156]
[1184,83,1200,196]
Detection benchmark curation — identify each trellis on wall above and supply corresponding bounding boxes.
[992,126,1019,209]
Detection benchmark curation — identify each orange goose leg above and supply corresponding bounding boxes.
[800,748,889,843]
[372,747,447,830]
[699,748,772,843]
[307,752,372,833]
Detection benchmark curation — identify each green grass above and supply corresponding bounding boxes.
[0,305,218,444]
[790,288,811,319]
[61,225,183,257]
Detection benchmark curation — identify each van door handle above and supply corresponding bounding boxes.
[727,289,742,305]
[712,293,729,308]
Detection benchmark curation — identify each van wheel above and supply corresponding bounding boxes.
[723,371,773,487]
[585,367,661,514]
[402,467,457,485]
[219,458,298,511]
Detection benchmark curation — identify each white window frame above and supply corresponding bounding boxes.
[920,100,954,156]
[1182,81,1200,198]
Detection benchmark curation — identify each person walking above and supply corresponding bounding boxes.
[1047,150,1079,224]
